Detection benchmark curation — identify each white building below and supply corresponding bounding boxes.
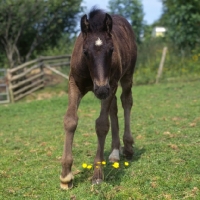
[152,27,167,37]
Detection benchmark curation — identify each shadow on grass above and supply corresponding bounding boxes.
[73,146,145,188]
[103,146,146,185]
[133,146,146,162]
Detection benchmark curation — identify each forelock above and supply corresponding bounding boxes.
[88,8,106,32]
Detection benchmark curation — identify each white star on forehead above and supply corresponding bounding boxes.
[95,37,103,46]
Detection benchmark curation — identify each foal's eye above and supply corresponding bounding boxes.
[83,49,88,56]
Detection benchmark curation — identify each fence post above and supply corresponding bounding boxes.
[7,69,14,103]
[156,47,167,84]
[38,57,45,88]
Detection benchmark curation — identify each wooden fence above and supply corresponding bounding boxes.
[7,55,71,102]
[0,69,10,104]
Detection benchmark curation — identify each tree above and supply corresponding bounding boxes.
[0,0,83,68]
[108,0,144,44]
[160,0,200,51]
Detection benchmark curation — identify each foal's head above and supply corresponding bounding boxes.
[81,9,114,99]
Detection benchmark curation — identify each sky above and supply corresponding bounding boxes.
[81,0,163,25]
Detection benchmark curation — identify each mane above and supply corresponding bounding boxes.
[88,8,107,31]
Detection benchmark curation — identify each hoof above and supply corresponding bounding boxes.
[60,173,74,190]
[92,179,103,185]
[121,146,134,160]
[109,149,120,163]
[109,158,119,163]
[60,180,73,190]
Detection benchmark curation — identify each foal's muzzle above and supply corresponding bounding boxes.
[94,83,110,100]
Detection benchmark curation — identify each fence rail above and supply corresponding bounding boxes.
[7,55,71,102]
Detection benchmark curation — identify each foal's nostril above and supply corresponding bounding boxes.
[94,85,99,92]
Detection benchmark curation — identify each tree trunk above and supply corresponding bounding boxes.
[4,43,21,68]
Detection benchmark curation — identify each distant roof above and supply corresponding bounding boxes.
[153,27,166,32]
[152,26,167,37]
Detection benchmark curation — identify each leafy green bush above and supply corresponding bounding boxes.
[134,38,200,85]
[38,34,76,56]
[134,38,166,85]
[0,52,9,69]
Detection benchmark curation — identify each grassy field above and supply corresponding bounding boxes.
[0,79,200,199]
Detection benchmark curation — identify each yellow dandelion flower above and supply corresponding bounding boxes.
[87,165,92,169]
[102,161,106,165]
[124,162,129,166]
[97,161,101,164]
[112,162,119,169]
[82,163,87,168]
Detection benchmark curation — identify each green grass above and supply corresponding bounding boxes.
[0,79,200,199]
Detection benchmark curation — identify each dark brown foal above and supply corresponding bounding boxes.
[60,8,137,189]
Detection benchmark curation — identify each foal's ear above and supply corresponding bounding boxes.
[81,14,90,37]
[104,13,112,35]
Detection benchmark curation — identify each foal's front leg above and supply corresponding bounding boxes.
[92,91,116,184]
[60,77,82,189]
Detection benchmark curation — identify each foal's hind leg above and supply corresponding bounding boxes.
[120,75,134,159]
[109,95,121,162]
